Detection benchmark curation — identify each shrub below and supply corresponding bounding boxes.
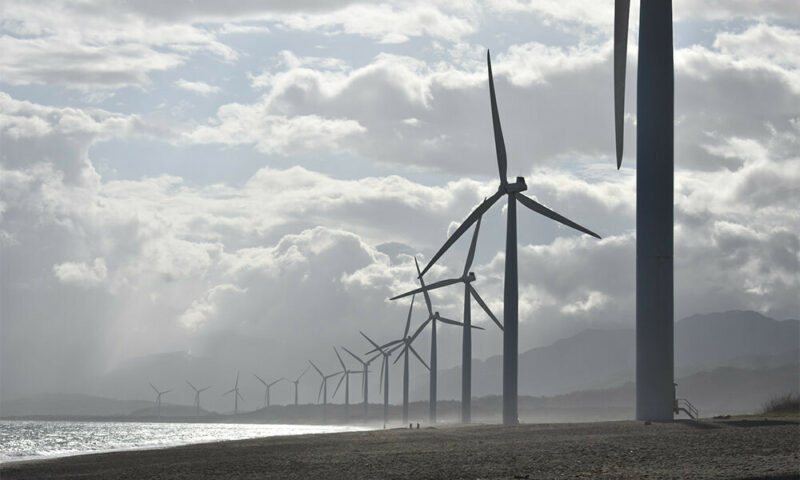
[760,392,800,416]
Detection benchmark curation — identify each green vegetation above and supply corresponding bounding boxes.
[760,392,800,416]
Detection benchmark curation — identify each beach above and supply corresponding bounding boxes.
[1,418,797,479]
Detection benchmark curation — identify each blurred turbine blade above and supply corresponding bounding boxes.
[223,388,235,396]
[464,215,482,276]
[469,284,503,331]
[422,190,503,276]
[334,346,347,371]
[487,50,508,185]
[253,373,267,386]
[309,360,324,378]
[410,317,432,343]
[437,316,466,327]
[297,365,310,381]
[614,0,631,169]
[150,383,158,394]
[333,372,346,397]
[186,381,197,392]
[393,344,409,365]
[317,381,324,403]
[404,294,415,338]
[415,258,434,316]
[408,344,430,370]
[360,331,383,354]
[515,193,601,239]
[342,346,365,365]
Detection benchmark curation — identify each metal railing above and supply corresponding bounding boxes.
[675,398,699,420]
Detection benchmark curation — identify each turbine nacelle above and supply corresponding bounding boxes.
[501,176,527,194]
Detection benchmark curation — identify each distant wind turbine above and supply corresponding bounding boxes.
[373,295,430,424]
[291,366,310,406]
[149,383,171,418]
[392,257,482,423]
[420,51,601,424]
[186,381,210,417]
[342,345,380,420]
[309,360,342,423]
[361,331,395,426]
[332,346,363,421]
[253,374,284,409]
[613,0,676,421]
[392,222,501,424]
[222,371,244,415]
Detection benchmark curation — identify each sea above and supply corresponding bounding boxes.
[0,420,369,464]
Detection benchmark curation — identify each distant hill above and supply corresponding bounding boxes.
[420,310,799,400]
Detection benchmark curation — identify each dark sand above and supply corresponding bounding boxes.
[2,419,798,479]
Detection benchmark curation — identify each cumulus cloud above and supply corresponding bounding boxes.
[53,258,108,286]
[174,79,221,95]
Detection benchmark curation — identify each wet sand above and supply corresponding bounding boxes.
[2,418,798,479]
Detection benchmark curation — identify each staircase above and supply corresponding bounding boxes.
[674,398,699,420]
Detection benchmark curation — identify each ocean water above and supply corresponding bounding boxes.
[0,420,369,464]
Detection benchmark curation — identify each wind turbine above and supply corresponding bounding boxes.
[420,51,601,424]
[253,374,284,409]
[332,346,362,422]
[342,345,380,420]
[186,381,210,417]
[309,360,342,423]
[291,366,310,406]
[392,221,501,423]
[149,383,171,418]
[361,331,396,426]
[373,295,430,424]
[392,257,482,423]
[614,0,675,421]
[223,371,244,415]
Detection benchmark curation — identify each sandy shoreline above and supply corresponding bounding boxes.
[2,418,798,479]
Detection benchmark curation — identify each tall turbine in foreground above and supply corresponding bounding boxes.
[149,383,170,418]
[614,0,675,421]
[186,381,210,416]
[392,257,481,423]
[361,331,395,426]
[253,374,283,409]
[392,220,502,423]
[421,51,601,424]
[223,372,244,415]
[342,346,380,420]
[291,366,309,406]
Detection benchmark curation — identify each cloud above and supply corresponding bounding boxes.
[53,258,108,286]
[174,79,221,95]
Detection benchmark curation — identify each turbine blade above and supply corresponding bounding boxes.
[437,316,466,327]
[487,50,508,185]
[367,352,382,364]
[237,391,245,402]
[408,344,430,370]
[253,373,268,386]
[223,388,235,396]
[404,294,415,338]
[342,346,365,365]
[235,371,240,388]
[410,317,432,343]
[150,383,158,394]
[317,381,324,403]
[269,378,284,387]
[515,193,601,239]
[393,344,409,365]
[469,284,503,331]
[309,360,324,378]
[464,215,482,276]
[614,0,631,169]
[390,277,463,301]
[333,372,346,397]
[421,190,503,276]
[297,365,310,381]
[360,331,383,353]
[199,386,211,392]
[162,390,171,395]
[333,346,347,371]
[414,258,434,316]
[186,380,197,392]
[379,356,386,393]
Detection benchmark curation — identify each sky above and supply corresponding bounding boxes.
[1,0,799,406]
